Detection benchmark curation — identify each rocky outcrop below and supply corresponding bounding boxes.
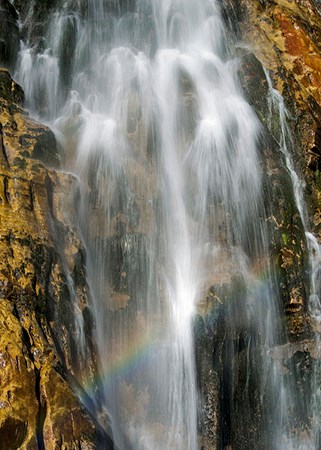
[0,69,113,449]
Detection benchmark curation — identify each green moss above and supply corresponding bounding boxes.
[281,233,289,245]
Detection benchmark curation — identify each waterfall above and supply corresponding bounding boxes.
[13,0,307,448]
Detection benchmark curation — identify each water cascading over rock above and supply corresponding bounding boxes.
[0,0,319,448]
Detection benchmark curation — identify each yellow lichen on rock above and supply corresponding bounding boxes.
[0,70,102,448]
[0,298,39,449]
[41,365,96,450]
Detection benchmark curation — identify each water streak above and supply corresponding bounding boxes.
[265,69,321,449]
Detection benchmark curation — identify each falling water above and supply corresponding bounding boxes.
[13,0,294,448]
[266,71,321,449]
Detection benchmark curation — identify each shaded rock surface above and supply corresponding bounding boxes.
[0,0,20,71]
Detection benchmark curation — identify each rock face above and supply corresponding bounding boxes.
[227,0,321,341]
[0,0,20,71]
[12,0,60,44]
[226,0,321,244]
[0,69,113,449]
[193,1,321,448]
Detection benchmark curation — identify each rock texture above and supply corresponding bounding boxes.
[226,0,321,242]
[226,0,321,337]
[194,1,321,448]
[0,0,20,71]
[0,69,112,449]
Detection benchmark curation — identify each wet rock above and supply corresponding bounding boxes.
[194,315,219,450]
[13,0,61,44]
[269,339,321,442]
[238,52,270,122]
[235,21,313,339]
[261,134,311,338]
[0,298,39,449]
[0,69,24,105]
[0,69,113,448]
[0,0,20,71]
[230,346,278,450]
[225,0,321,109]
[41,365,97,449]
[0,69,60,168]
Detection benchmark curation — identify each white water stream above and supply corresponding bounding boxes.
[265,71,321,450]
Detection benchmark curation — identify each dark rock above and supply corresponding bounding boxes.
[230,346,278,450]
[238,52,270,122]
[0,0,20,71]
[31,126,60,168]
[0,417,27,450]
[0,69,24,105]
[13,0,60,43]
[194,315,219,449]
